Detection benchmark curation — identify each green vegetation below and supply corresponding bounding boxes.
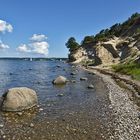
[136,28,140,34]
[112,63,140,81]
[66,12,140,50]
[80,59,95,66]
[93,12,140,41]
[65,37,80,52]
[81,36,95,45]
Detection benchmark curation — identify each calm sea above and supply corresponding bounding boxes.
[0,59,113,140]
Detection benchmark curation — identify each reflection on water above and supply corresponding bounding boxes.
[0,59,113,140]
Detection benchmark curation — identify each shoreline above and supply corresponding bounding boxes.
[82,65,140,106]
[80,65,140,140]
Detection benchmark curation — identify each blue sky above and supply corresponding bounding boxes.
[0,0,140,58]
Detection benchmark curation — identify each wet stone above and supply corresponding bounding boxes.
[71,80,76,83]
[70,72,76,75]
[57,93,64,97]
[52,76,67,85]
[87,84,94,89]
[56,65,61,68]
[39,108,43,111]
[80,77,88,81]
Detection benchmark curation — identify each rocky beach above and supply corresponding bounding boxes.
[0,3,140,139]
[0,59,139,140]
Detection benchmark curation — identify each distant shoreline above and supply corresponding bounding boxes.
[0,57,68,61]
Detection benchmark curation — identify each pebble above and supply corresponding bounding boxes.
[30,123,34,128]
[47,104,51,107]
[70,72,76,75]
[56,65,61,68]
[2,135,6,139]
[80,77,88,81]
[57,94,64,97]
[88,72,95,75]
[72,128,77,132]
[71,80,76,83]
[0,124,4,128]
[17,112,23,116]
[0,130,5,135]
[39,108,43,111]
[87,84,94,89]
[137,112,140,119]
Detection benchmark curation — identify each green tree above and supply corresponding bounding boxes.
[109,23,121,36]
[130,12,140,19]
[66,37,79,52]
[81,36,94,45]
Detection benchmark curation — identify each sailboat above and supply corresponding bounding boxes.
[30,58,33,61]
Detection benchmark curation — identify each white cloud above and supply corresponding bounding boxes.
[17,34,49,56]
[17,44,31,53]
[30,41,49,56]
[0,40,9,49]
[0,20,13,33]
[30,41,49,55]
[0,20,13,50]
[30,34,47,42]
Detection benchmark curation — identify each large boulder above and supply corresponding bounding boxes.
[1,87,38,112]
[52,76,67,85]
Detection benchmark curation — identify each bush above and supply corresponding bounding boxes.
[112,63,140,80]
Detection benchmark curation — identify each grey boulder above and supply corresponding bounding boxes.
[1,87,38,112]
[52,76,67,85]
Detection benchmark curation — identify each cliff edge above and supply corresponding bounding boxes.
[66,13,140,68]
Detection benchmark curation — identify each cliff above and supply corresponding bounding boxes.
[67,13,140,67]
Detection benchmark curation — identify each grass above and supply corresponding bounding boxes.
[112,62,140,81]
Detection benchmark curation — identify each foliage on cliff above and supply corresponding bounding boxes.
[65,37,80,52]
[81,12,140,44]
[66,13,140,80]
[66,13,140,49]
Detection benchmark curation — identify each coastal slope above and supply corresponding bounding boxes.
[67,13,140,67]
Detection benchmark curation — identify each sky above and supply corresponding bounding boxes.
[0,0,140,58]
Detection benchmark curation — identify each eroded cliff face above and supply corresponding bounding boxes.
[69,36,140,66]
[68,47,88,63]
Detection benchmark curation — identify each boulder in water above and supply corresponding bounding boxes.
[52,76,67,85]
[1,87,38,112]
[80,77,88,81]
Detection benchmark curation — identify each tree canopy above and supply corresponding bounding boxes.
[81,36,95,45]
[66,13,140,51]
[65,37,80,52]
